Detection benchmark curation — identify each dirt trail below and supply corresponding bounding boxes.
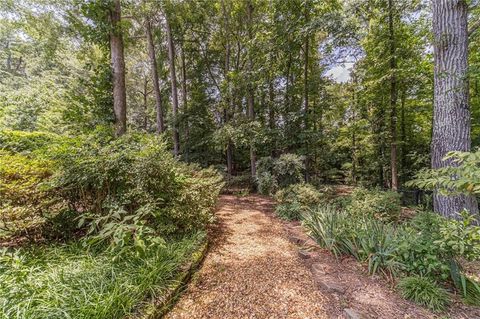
[165,195,478,319]
[165,195,333,318]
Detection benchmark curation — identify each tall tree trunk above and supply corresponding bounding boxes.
[303,6,310,182]
[247,1,256,179]
[146,20,165,134]
[109,0,127,136]
[400,87,406,182]
[143,76,148,130]
[222,0,233,175]
[388,0,398,191]
[180,43,189,161]
[432,0,478,218]
[165,14,180,156]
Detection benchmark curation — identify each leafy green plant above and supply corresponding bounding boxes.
[50,134,223,249]
[303,205,351,258]
[355,219,401,277]
[348,187,402,221]
[396,212,451,279]
[274,183,323,220]
[408,150,480,195]
[255,154,304,195]
[275,201,302,220]
[397,276,450,311]
[449,259,480,306]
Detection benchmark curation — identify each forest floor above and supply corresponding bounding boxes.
[164,195,480,319]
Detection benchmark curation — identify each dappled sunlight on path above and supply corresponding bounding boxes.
[164,195,334,319]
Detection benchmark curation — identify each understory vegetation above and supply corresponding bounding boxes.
[0,130,222,318]
[0,232,204,319]
[270,168,480,311]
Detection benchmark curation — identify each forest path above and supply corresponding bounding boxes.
[164,195,335,319]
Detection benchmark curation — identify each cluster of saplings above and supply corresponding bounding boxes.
[0,129,223,250]
[255,154,480,312]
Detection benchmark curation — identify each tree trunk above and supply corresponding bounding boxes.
[180,43,189,161]
[303,6,310,182]
[388,0,398,191]
[247,1,256,179]
[432,0,478,218]
[400,87,406,181]
[143,76,148,130]
[165,14,180,156]
[109,0,127,136]
[146,19,165,134]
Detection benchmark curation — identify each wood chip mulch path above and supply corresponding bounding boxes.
[164,195,337,319]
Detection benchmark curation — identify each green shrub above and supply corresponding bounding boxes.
[397,276,449,311]
[256,171,278,195]
[0,132,223,249]
[303,205,350,257]
[396,212,450,279]
[304,206,401,276]
[0,151,56,237]
[255,154,304,195]
[275,201,302,220]
[273,154,304,188]
[49,134,223,251]
[0,130,72,157]
[349,188,402,221]
[274,183,322,220]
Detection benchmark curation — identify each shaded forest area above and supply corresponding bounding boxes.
[2,0,480,318]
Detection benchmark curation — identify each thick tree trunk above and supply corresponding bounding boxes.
[432,0,478,218]
[146,20,165,134]
[388,0,398,191]
[109,0,127,136]
[165,14,180,156]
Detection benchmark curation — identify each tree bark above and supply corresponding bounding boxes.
[146,19,165,134]
[165,14,180,156]
[247,1,256,179]
[432,0,478,218]
[180,43,189,161]
[109,0,127,136]
[222,0,233,175]
[303,5,310,182]
[143,76,148,130]
[388,0,398,191]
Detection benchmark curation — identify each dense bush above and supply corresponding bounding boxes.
[49,133,223,250]
[0,151,56,237]
[0,131,223,249]
[255,154,304,195]
[348,187,402,221]
[0,129,71,155]
[274,183,322,220]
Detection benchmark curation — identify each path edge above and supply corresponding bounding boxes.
[133,238,209,319]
